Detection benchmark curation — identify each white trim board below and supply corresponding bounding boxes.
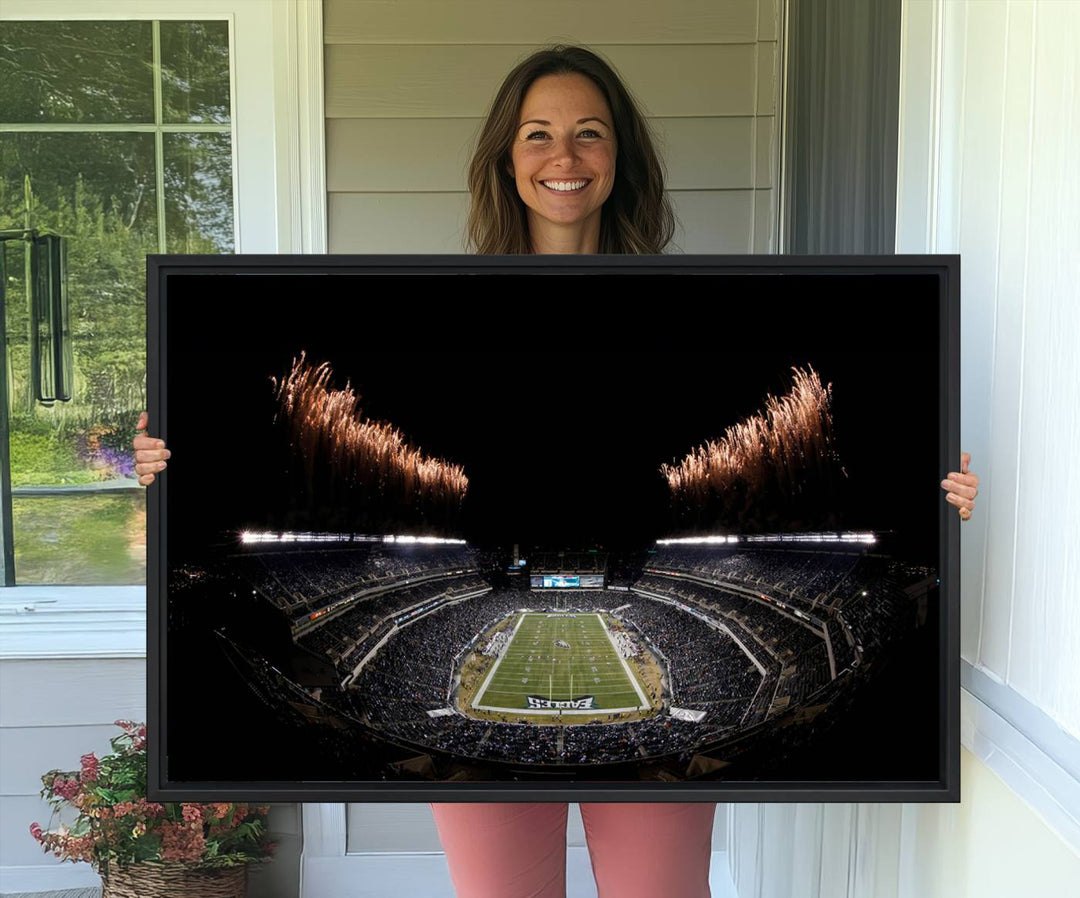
[963,661,1080,784]
[272,0,328,254]
[0,587,146,659]
[961,667,1080,855]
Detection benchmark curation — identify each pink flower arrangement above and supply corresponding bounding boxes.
[160,820,206,863]
[29,721,276,877]
[80,753,100,782]
[52,777,81,801]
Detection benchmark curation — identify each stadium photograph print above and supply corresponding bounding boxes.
[136,43,977,898]
[144,272,967,790]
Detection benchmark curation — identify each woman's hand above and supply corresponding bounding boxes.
[133,411,170,486]
[941,452,979,521]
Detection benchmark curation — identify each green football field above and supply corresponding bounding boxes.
[471,612,650,714]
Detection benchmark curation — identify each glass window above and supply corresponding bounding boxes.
[0,19,233,584]
[0,21,155,124]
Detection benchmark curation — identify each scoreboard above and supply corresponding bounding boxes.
[530,574,605,588]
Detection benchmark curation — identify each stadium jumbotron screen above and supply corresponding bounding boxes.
[147,255,960,803]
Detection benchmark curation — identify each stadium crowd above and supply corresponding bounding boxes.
[233,544,477,615]
[222,542,918,768]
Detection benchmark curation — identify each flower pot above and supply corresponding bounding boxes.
[100,861,247,897]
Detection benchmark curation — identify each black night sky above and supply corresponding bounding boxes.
[161,268,943,564]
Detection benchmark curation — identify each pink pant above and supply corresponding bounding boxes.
[430,802,716,898]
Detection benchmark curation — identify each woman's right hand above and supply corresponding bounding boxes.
[940,451,979,521]
[133,411,170,486]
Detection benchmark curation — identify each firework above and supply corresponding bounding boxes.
[660,365,839,513]
[271,352,468,507]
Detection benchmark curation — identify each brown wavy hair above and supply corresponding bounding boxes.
[466,45,675,254]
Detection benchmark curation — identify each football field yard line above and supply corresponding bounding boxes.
[470,612,524,710]
[596,613,650,708]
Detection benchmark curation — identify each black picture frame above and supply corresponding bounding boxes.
[147,253,960,803]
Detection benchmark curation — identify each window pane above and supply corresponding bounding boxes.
[1,19,234,586]
[12,492,146,585]
[0,22,154,124]
[2,132,156,584]
[160,20,231,124]
[164,132,235,252]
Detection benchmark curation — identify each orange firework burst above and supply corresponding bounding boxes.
[271,352,468,505]
[660,365,837,506]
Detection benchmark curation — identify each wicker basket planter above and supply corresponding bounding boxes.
[100,861,247,898]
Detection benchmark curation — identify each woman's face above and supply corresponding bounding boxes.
[508,73,617,239]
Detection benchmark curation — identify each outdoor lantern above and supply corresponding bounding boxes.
[30,233,73,405]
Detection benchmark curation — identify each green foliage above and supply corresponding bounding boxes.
[12,493,146,585]
[8,428,92,485]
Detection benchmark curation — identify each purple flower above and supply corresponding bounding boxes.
[94,446,137,479]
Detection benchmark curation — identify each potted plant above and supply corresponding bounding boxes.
[30,720,276,897]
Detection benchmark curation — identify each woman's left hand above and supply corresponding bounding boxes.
[941,452,979,521]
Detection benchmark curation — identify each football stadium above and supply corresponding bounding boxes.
[165,350,941,783]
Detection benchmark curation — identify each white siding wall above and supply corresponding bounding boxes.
[934,0,1080,742]
[325,0,782,254]
[729,0,1080,894]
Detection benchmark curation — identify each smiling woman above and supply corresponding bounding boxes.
[466,45,675,255]
[508,73,617,253]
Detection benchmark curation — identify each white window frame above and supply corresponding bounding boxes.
[0,0,326,659]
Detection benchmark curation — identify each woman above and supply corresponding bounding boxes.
[465,45,673,255]
[134,45,979,898]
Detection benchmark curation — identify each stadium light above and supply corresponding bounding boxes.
[239,530,466,545]
[744,532,876,545]
[655,535,739,546]
[383,534,467,545]
[655,532,876,547]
